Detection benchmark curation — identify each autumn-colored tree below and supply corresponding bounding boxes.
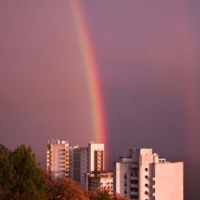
[112,193,130,200]
[46,175,89,200]
[85,190,112,200]
[85,190,96,200]
[96,190,111,200]
[85,190,130,200]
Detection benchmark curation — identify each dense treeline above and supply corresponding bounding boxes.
[0,144,128,200]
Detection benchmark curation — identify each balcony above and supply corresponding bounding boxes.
[130,164,139,168]
[130,177,138,180]
[58,163,65,167]
[59,154,65,158]
[130,192,138,195]
[130,184,138,188]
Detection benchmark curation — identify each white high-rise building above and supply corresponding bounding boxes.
[46,139,70,178]
[114,148,183,200]
[73,141,104,189]
[46,140,105,190]
[88,141,104,171]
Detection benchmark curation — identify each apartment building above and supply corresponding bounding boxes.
[46,140,105,190]
[46,139,70,178]
[114,148,183,200]
[86,171,113,194]
[73,141,104,189]
[88,142,104,171]
[73,147,88,189]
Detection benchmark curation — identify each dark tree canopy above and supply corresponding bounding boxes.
[0,144,15,190]
[0,144,48,200]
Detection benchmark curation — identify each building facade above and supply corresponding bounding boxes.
[88,142,104,172]
[114,148,183,200]
[86,171,113,194]
[46,139,70,178]
[46,140,105,190]
[73,147,88,189]
[68,145,79,179]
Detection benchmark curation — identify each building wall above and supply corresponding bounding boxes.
[114,159,139,199]
[153,162,183,200]
[80,147,88,189]
[86,171,113,194]
[74,148,81,182]
[114,148,184,200]
[138,151,154,200]
[88,142,104,172]
[46,140,69,178]
[69,145,78,179]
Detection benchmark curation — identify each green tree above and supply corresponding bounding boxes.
[10,145,49,199]
[0,144,49,200]
[0,145,15,192]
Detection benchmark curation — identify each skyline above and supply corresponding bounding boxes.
[0,1,200,199]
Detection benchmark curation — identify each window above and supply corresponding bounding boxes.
[131,172,133,176]
[124,173,127,178]
[145,168,148,171]
[145,184,148,187]
[145,191,148,195]
[145,175,148,179]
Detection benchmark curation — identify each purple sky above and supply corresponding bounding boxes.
[0,1,200,199]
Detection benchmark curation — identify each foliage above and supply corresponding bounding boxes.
[0,144,49,200]
[46,174,88,200]
[95,190,111,200]
[85,190,129,200]
[112,193,130,200]
[0,144,15,190]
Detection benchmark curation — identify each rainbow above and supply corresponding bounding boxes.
[174,3,199,166]
[68,0,105,143]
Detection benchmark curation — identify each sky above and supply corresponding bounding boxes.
[0,1,200,199]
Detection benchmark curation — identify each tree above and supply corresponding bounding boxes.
[85,190,112,200]
[0,144,49,200]
[112,193,130,200]
[96,190,111,200]
[85,190,130,200]
[0,145,15,192]
[11,145,49,199]
[46,175,88,200]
